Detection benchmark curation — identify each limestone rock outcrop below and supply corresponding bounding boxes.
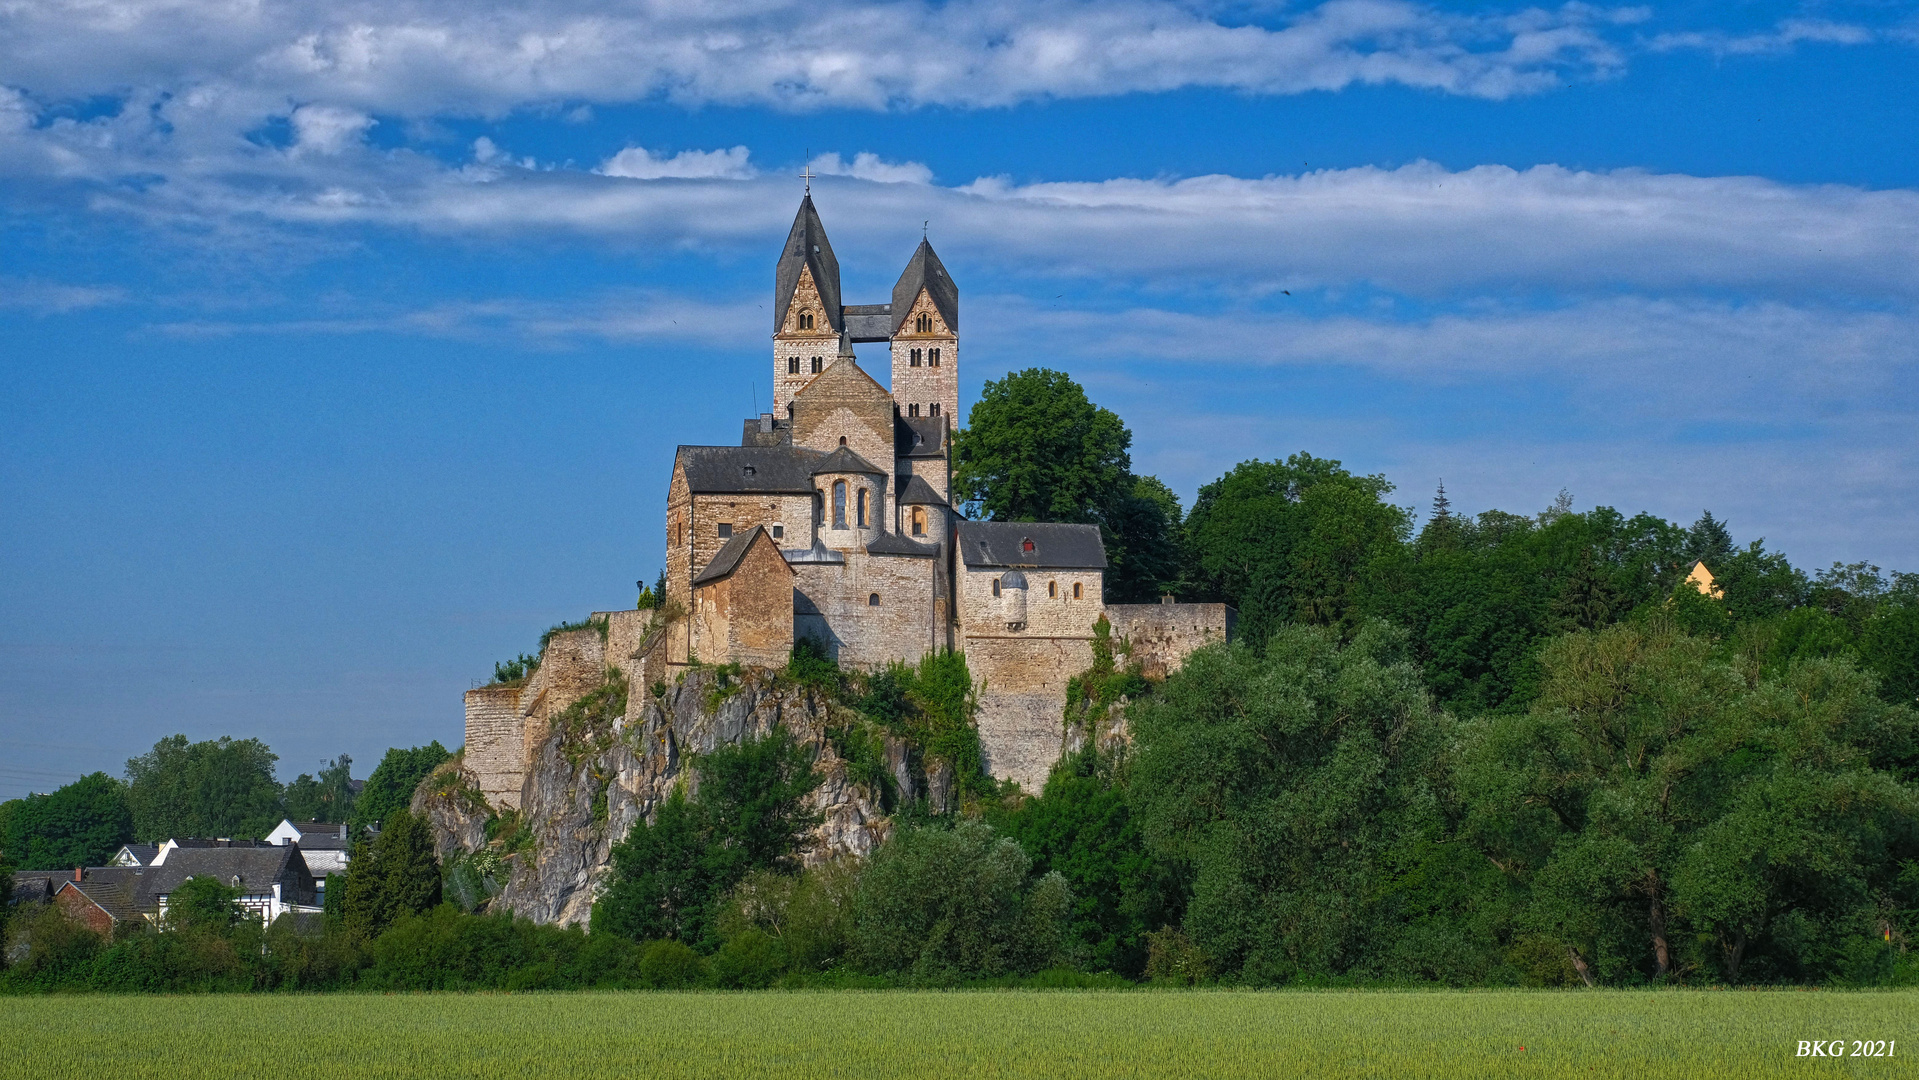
[417,666,901,927]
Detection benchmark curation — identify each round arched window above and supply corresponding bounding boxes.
[868,593,880,607]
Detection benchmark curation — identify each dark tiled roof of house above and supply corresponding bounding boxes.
[60,875,145,922]
[141,845,312,901]
[677,445,825,495]
[116,843,160,866]
[958,521,1108,569]
[866,533,939,557]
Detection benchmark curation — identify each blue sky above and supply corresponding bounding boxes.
[3,0,1918,798]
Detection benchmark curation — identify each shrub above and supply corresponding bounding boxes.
[710,928,790,988]
[636,939,706,988]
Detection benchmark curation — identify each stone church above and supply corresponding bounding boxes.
[467,195,1232,796]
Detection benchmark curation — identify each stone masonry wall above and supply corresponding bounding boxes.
[1105,603,1237,680]
[888,288,957,424]
[793,553,937,668]
[963,635,1095,793]
[463,685,526,809]
[773,265,836,413]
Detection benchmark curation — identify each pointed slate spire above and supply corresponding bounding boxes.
[837,330,857,361]
[890,237,958,334]
[774,195,842,335]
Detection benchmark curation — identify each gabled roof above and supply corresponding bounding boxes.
[958,521,1107,569]
[113,843,160,866]
[141,844,310,900]
[895,414,945,458]
[692,526,793,586]
[841,303,893,343]
[897,474,946,505]
[774,195,842,334]
[677,445,826,495]
[810,445,885,476]
[59,874,145,922]
[891,238,958,334]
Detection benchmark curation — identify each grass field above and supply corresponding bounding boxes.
[0,990,1911,1079]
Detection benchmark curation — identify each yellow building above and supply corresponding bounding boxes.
[1685,560,1724,599]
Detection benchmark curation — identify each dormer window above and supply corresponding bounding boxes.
[1022,538,1034,553]
[742,466,755,477]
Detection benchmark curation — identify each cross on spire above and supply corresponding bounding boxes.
[800,163,815,194]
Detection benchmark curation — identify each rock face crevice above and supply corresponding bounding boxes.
[417,667,900,926]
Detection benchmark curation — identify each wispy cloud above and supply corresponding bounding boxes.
[597,145,755,181]
[0,279,127,313]
[1650,18,1879,57]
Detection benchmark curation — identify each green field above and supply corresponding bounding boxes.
[0,990,1911,1079]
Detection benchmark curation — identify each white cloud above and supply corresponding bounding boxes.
[597,145,754,181]
[1651,18,1878,57]
[811,152,932,185]
[0,279,127,313]
[289,104,372,156]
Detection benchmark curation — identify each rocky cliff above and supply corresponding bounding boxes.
[415,666,922,927]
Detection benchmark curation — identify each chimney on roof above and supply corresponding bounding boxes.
[1161,594,1176,605]
[759,413,774,433]
[74,867,83,882]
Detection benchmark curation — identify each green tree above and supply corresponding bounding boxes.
[1458,623,1918,985]
[1183,454,1410,646]
[592,729,823,949]
[850,819,1073,980]
[1127,621,1458,983]
[997,745,1173,976]
[349,742,451,833]
[167,875,245,933]
[1683,511,1735,566]
[339,808,442,939]
[0,772,133,870]
[283,755,356,823]
[124,735,284,842]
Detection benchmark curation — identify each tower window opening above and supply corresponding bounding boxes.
[868,593,880,607]
[912,507,925,536]
[811,356,823,373]
[908,403,919,417]
[929,348,940,367]
[787,357,800,374]
[832,481,847,529]
[1049,580,1057,598]
[916,312,933,333]
[929,403,940,417]
[910,348,921,367]
[1073,582,1083,599]
[799,311,814,330]
[857,488,868,527]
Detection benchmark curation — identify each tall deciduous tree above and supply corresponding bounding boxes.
[283,755,357,824]
[125,736,283,843]
[0,772,132,870]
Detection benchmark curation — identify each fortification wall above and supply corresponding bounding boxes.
[794,553,937,667]
[1105,602,1236,679]
[963,634,1095,793]
[463,685,526,810]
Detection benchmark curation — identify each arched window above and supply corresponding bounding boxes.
[929,403,940,416]
[910,348,921,367]
[992,577,1001,597]
[838,435,847,446]
[1049,580,1057,598]
[908,403,919,417]
[857,488,868,527]
[811,356,823,373]
[799,311,814,330]
[929,348,940,367]
[1073,582,1083,599]
[832,481,847,529]
[787,356,800,374]
[912,507,925,536]
[868,593,880,607]
[916,312,933,333]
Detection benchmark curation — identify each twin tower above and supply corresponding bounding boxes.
[771,194,959,424]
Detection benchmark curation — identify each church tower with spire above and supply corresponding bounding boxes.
[771,194,842,415]
[888,238,959,426]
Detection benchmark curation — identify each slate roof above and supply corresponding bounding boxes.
[774,195,841,334]
[897,474,946,505]
[740,416,793,447]
[866,533,939,557]
[141,844,313,901]
[692,526,789,586]
[810,445,885,476]
[841,303,893,343]
[677,445,825,495]
[891,238,959,334]
[60,874,145,922]
[783,541,845,565]
[114,843,160,866]
[958,521,1108,569]
[895,415,945,458]
[10,871,62,904]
